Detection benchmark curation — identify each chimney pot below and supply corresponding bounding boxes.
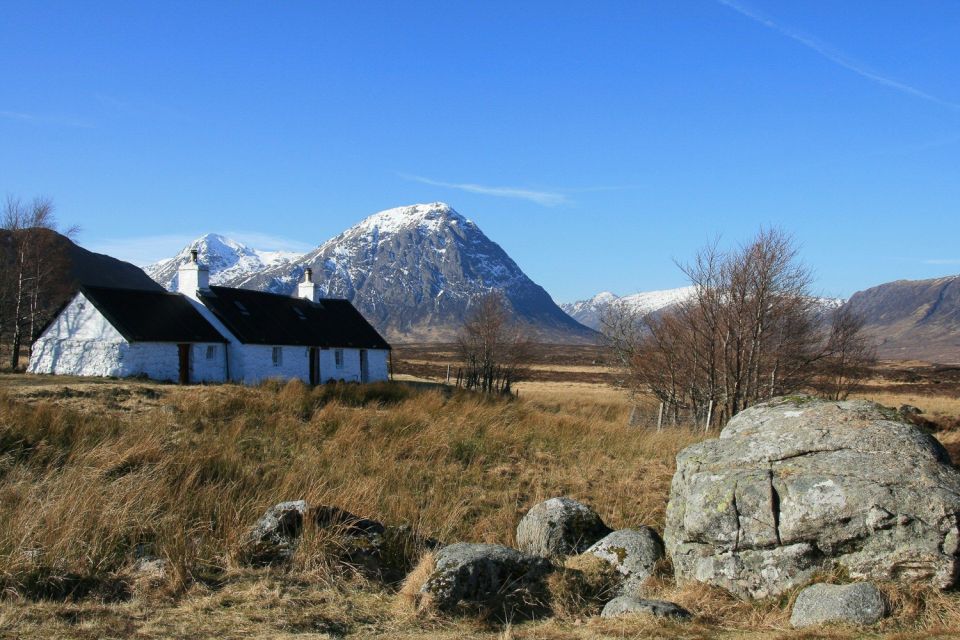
[190,249,199,263]
[304,268,313,283]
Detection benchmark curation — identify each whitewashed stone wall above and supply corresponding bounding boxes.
[233,344,309,385]
[28,292,227,383]
[317,348,389,383]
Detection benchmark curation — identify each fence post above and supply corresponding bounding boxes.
[656,402,664,432]
[445,364,451,385]
[705,400,714,432]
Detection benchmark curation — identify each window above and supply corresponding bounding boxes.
[234,300,251,315]
[272,347,283,367]
[293,307,307,320]
[334,349,344,369]
[205,345,217,360]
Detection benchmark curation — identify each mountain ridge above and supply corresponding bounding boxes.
[147,203,597,344]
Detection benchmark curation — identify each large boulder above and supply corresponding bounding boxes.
[790,582,886,628]
[664,397,960,599]
[585,527,664,592]
[516,497,612,558]
[420,542,552,612]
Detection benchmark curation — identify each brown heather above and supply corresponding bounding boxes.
[0,376,958,638]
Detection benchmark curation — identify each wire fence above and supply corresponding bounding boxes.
[625,401,719,432]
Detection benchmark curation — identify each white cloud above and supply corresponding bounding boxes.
[716,0,960,110]
[399,173,569,206]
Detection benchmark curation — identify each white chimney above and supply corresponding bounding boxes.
[178,249,209,299]
[297,267,319,302]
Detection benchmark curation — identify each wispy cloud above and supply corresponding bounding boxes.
[716,0,960,110]
[924,259,960,265]
[399,173,569,207]
[0,110,94,128]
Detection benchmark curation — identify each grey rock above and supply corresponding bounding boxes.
[586,527,664,592]
[516,497,612,558]
[664,397,960,599]
[243,500,386,566]
[420,542,552,612]
[790,582,886,628]
[245,500,309,564]
[600,595,691,620]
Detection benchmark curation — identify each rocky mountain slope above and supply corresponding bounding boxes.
[147,204,596,343]
[145,233,300,291]
[561,287,695,330]
[238,203,596,343]
[843,275,960,362]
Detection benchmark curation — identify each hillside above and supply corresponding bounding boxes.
[0,228,162,292]
[844,275,960,363]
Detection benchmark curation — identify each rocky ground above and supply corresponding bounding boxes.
[1,363,959,639]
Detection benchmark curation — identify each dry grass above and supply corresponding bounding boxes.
[0,373,959,638]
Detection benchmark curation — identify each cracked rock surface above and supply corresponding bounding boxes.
[664,397,960,599]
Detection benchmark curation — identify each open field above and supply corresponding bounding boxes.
[1,349,960,639]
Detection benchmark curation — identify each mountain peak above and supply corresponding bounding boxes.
[145,233,302,290]
[354,202,470,236]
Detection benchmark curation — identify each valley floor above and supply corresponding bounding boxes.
[1,352,959,640]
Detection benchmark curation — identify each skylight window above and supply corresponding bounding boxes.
[233,300,251,315]
[293,307,307,320]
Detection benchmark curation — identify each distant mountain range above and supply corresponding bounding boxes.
[146,203,596,343]
[132,203,960,360]
[560,287,696,330]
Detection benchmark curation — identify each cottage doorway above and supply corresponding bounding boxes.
[178,344,190,385]
[309,347,320,385]
[359,349,369,383]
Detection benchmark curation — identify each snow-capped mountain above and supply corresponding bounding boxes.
[561,287,696,330]
[564,287,845,332]
[238,203,597,342]
[145,233,301,291]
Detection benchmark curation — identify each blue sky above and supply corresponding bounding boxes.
[2,1,958,302]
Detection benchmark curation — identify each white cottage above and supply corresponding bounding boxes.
[28,252,392,385]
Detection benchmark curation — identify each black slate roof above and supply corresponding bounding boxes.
[80,286,228,343]
[197,286,391,349]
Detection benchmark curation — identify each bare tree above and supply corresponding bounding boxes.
[1,196,76,369]
[814,305,876,400]
[603,228,872,427]
[456,291,530,395]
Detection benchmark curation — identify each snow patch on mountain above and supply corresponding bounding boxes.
[562,287,695,330]
[145,233,301,290]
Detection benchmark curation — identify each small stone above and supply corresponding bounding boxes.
[420,542,552,612]
[790,582,886,628]
[600,595,691,620]
[586,527,664,592]
[516,497,611,558]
